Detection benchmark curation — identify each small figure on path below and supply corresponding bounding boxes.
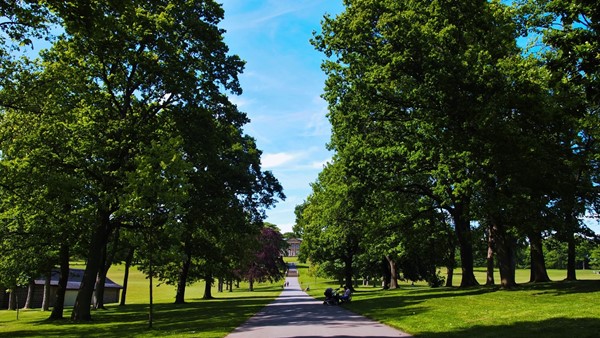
[340,286,352,303]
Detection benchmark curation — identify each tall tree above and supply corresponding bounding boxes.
[313,0,530,287]
[522,0,600,280]
[299,159,363,290]
[240,226,287,291]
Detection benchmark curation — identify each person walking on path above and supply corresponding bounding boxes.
[226,275,412,338]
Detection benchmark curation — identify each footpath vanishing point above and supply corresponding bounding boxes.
[226,264,412,338]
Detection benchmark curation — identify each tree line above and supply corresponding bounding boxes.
[297,0,599,290]
[0,1,287,321]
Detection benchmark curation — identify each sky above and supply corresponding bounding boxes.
[219,1,345,233]
[217,1,600,236]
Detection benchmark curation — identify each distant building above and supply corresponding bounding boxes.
[286,238,302,256]
[1,268,122,309]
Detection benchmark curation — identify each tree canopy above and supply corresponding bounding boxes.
[0,0,284,321]
[298,0,599,289]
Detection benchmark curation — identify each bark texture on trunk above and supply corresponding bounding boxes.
[344,255,355,291]
[445,240,455,287]
[385,255,398,289]
[42,273,51,311]
[486,225,495,286]
[528,230,550,283]
[492,222,517,288]
[50,244,69,320]
[203,275,214,299]
[94,241,109,310]
[8,290,16,310]
[23,279,35,309]
[120,247,134,306]
[175,251,191,304]
[566,232,577,281]
[453,203,478,287]
[71,209,110,321]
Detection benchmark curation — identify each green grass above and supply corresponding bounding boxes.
[4,260,599,337]
[297,262,600,338]
[0,263,282,337]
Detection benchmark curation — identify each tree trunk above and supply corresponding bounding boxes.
[120,247,134,306]
[94,241,109,310]
[42,273,51,311]
[50,244,70,320]
[8,289,17,310]
[218,278,224,292]
[95,227,119,309]
[174,250,191,304]
[23,279,35,309]
[492,222,517,288]
[452,204,478,287]
[528,230,550,283]
[445,236,456,287]
[343,255,354,291]
[71,208,110,321]
[148,248,153,330]
[248,278,254,292]
[486,224,495,286]
[565,231,577,281]
[203,275,214,299]
[385,255,398,289]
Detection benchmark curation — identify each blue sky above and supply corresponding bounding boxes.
[219,1,344,233]
[218,1,599,235]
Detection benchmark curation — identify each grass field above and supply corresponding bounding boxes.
[0,263,282,337]
[2,262,599,337]
[298,263,600,338]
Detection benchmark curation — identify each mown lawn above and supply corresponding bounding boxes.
[3,261,599,337]
[0,263,282,337]
[298,263,600,338]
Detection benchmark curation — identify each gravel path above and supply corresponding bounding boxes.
[225,273,412,338]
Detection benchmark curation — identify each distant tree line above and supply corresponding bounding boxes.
[0,1,286,321]
[297,0,599,290]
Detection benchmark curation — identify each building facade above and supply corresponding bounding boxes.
[286,238,302,257]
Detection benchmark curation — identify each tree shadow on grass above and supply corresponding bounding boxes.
[0,297,275,338]
[414,317,600,338]
[517,279,600,296]
[351,285,499,304]
[351,279,600,304]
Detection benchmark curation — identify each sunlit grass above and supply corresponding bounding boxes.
[0,263,282,337]
[297,261,600,338]
[3,259,599,338]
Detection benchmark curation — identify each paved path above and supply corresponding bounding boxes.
[226,273,412,338]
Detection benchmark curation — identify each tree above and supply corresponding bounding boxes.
[240,226,286,291]
[521,0,600,280]
[313,0,537,287]
[299,159,363,290]
[1,0,269,321]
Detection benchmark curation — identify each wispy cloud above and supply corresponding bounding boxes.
[218,0,345,233]
[310,157,331,169]
[262,149,331,170]
[222,0,323,31]
[228,95,254,109]
[262,152,297,168]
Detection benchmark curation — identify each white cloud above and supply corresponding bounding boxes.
[228,95,253,109]
[218,0,345,228]
[310,158,331,169]
[305,104,331,137]
[262,152,297,168]
[221,0,324,32]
